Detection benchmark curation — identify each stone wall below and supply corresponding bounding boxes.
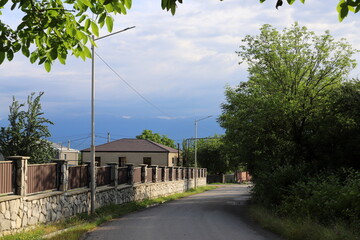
[0,174,206,236]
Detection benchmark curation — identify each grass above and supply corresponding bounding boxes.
[248,204,360,240]
[0,186,217,240]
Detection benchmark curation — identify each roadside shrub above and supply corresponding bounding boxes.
[277,169,360,228]
[251,163,307,207]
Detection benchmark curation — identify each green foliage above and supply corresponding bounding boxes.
[219,23,360,226]
[0,0,182,71]
[0,92,55,163]
[136,129,176,148]
[181,135,239,174]
[278,170,360,227]
[261,0,358,22]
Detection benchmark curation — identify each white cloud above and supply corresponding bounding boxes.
[0,0,359,124]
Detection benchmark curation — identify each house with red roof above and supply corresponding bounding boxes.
[81,139,181,167]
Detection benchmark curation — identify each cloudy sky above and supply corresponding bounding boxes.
[1,0,359,150]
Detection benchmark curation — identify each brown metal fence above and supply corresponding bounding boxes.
[68,165,89,189]
[133,167,141,183]
[27,163,57,194]
[147,168,153,182]
[0,161,13,194]
[179,168,183,179]
[97,166,111,186]
[157,168,163,182]
[118,167,128,184]
[165,168,169,181]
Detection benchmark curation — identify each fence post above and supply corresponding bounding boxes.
[8,156,29,196]
[162,166,167,182]
[107,162,118,187]
[52,159,69,192]
[151,165,158,183]
[139,164,147,183]
[126,164,134,185]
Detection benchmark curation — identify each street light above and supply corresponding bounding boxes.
[90,26,135,214]
[194,115,212,189]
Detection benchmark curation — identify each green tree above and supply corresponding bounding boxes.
[0,0,182,71]
[136,129,176,148]
[196,136,230,174]
[218,23,358,204]
[182,135,237,174]
[0,92,55,163]
[262,0,359,22]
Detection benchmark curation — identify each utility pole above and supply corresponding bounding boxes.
[90,26,135,214]
[194,116,212,189]
[107,132,110,143]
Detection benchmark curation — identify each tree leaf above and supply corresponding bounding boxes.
[22,46,30,57]
[106,16,113,32]
[0,0,8,7]
[49,47,58,60]
[84,18,91,30]
[286,0,295,5]
[30,52,38,64]
[7,49,13,61]
[125,0,131,9]
[98,12,106,24]
[83,45,91,58]
[91,21,99,36]
[44,61,51,72]
[0,51,5,64]
[171,2,176,15]
[161,0,168,9]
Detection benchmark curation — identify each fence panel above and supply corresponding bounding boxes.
[68,165,89,189]
[157,168,163,182]
[133,167,141,183]
[118,167,128,184]
[97,166,111,186]
[27,163,57,194]
[0,161,13,194]
[165,168,169,181]
[147,168,153,182]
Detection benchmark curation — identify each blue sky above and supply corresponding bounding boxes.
[1,0,359,150]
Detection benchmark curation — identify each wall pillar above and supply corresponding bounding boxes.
[107,162,118,187]
[139,164,147,183]
[126,164,134,185]
[52,159,69,192]
[8,156,29,196]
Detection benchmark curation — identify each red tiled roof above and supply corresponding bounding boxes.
[81,139,178,153]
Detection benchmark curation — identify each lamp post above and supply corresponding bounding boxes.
[90,26,135,214]
[194,115,212,189]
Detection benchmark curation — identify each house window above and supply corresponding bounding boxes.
[64,154,67,160]
[95,157,101,166]
[172,157,175,165]
[143,157,151,165]
[118,157,126,167]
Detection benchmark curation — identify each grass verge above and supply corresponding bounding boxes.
[248,204,360,240]
[0,186,217,240]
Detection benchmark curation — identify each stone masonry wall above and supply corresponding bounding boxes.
[0,178,207,236]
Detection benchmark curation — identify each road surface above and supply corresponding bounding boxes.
[84,185,282,240]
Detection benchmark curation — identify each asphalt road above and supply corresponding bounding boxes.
[84,185,282,240]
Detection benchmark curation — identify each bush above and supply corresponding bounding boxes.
[277,169,360,228]
[251,163,307,207]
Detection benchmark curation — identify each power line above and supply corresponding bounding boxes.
[95,52,172,118]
